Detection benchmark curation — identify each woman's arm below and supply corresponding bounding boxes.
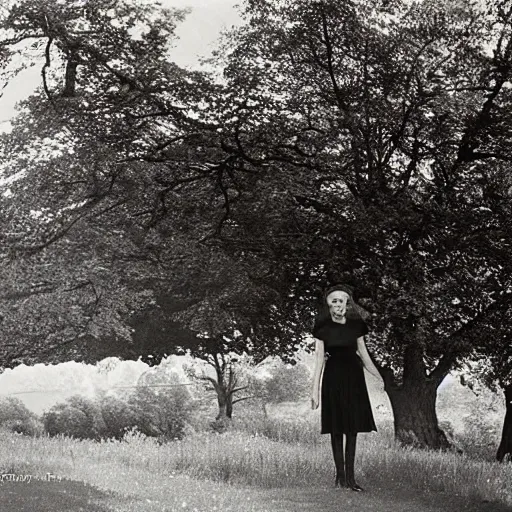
[311,337,325,409]
[356,336,383,381]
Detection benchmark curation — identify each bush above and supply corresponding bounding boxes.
[0,397,43,436]
[248,360,311,416]
[42,381,195,442]
[44,404,90,439]
[263,362,311,404]
[128,384,194,441]
[0,397,33,423]
[457,411,502,461]
[43,395,105,440]
[2,417,44,437]
[100,394,138,439]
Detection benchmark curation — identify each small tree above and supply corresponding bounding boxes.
[184,348,263,422]
[43,395,105,439]
[128,376,193,440]
[99,394,138,440]
[0,396,42,436]
[250,359,311,417]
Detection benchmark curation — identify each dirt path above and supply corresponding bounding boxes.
[0,477,509,512]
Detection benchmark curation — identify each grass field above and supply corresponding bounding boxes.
[0,415,511,511]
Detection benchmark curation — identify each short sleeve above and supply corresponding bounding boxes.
[359,320,369,337]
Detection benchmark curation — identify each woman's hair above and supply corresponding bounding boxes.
[313,284,364,331]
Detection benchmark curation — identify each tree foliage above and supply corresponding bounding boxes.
[0,0,217,366]
[250,359,311,407]
[2,0,512,449]
[214,0,512,372]
[199,0,512,446]
[0,0,304,374]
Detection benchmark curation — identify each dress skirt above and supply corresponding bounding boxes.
[321,347,377,434]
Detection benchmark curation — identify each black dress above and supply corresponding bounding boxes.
[313,317,377,435]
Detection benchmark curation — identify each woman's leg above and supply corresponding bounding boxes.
[345,432,363,491]
[330,433,346,487]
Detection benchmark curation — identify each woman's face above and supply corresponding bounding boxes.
[326,290,349,320]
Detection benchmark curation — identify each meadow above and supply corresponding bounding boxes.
[0,360,509,511]
[0,411,511,512]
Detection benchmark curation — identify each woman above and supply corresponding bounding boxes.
[311,284,383,492]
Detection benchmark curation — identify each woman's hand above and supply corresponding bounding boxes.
[310,338,325,411]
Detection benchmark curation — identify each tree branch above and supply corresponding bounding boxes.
[231,385,248,394]
[318,6,349,113]
[195,373,219,392]
[41,36,54,103]
[429,352,457,385]
[232,395,256,405]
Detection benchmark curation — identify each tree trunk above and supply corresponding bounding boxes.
[216,400,227,420]
[380,337,452,450]
[216,389,227,420]
[387,380,451,450]
[206,352,244,421]
[497,383,512,462]
[62,55,79,97]
[226,395,233,418]
[215,386,234,420]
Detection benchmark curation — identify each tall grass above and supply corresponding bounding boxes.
[0,416,511,508]
[229,415,324,445]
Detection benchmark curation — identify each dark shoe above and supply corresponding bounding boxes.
[347,479,364,492]
[334,473,346,489]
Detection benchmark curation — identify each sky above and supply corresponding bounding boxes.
[0,0,240,124]
[165,0,240,67]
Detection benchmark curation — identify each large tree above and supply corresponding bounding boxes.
[0,1,308,422]
[192,0,512,448]
[0,0,213,366]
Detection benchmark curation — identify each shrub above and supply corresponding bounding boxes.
[41,383,195,442]
[128,384,194,441]
[0,397,42,436]
[43,395,105,439]
[44,404,91,439]
[2,417,44,437]
[0,397,34,424]
[263,362,311,404]
[100,394,138,439]
[457,411,502,461]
